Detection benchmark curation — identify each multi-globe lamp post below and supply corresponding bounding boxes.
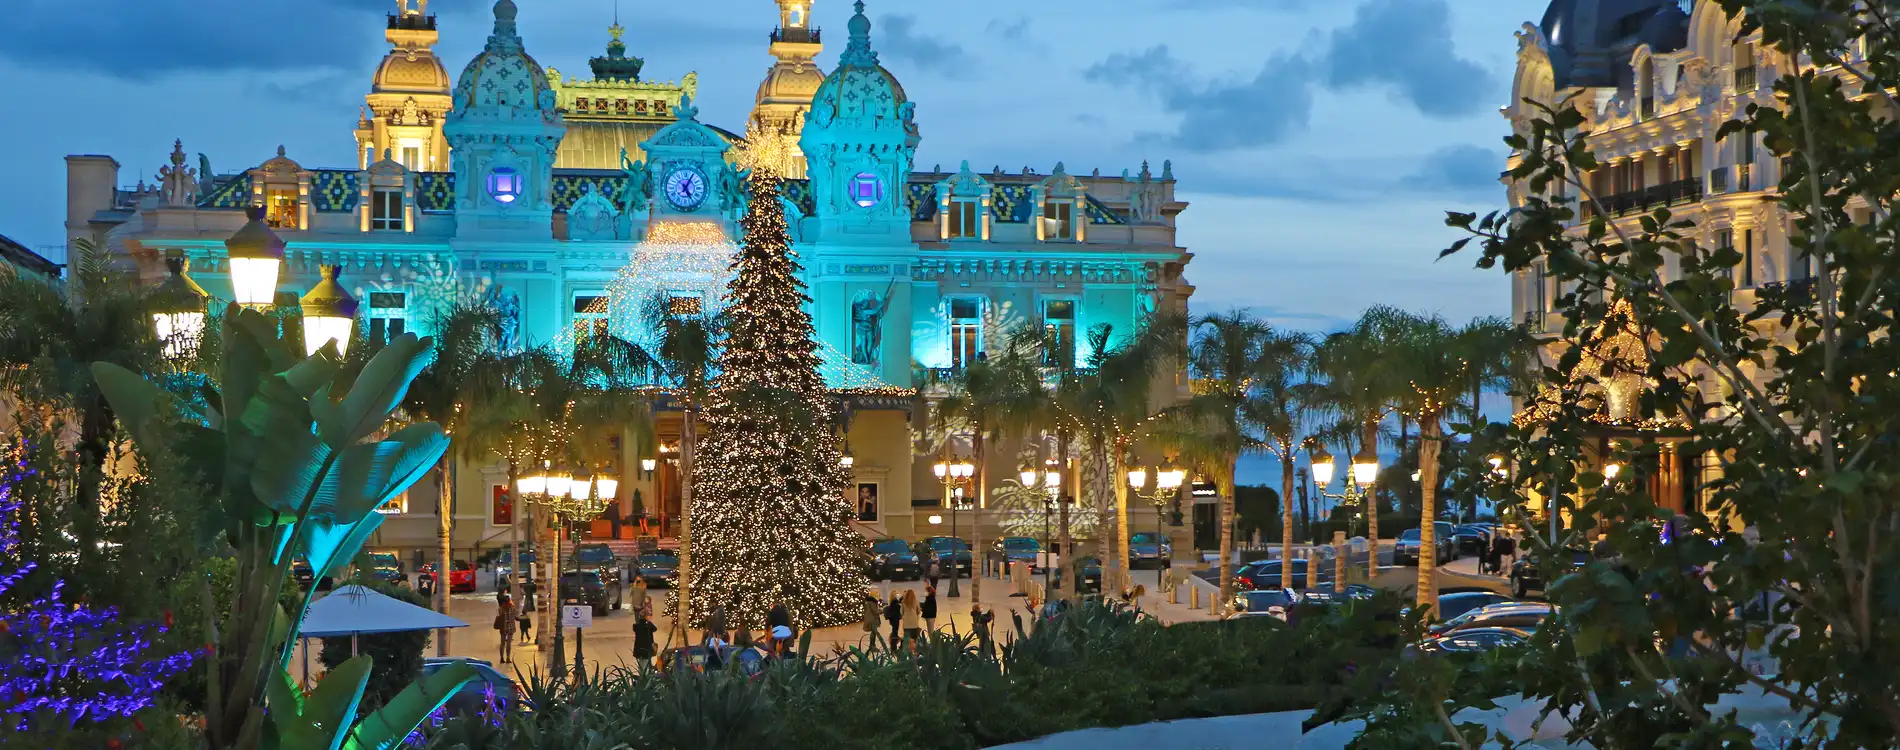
[514,463,617,680]
[932,454,975,598]
[1309,444,1380,580]
[153,207,363,365]
[1127,461,1188,587]
[1018,460,1062,593]
[151,252,210,363]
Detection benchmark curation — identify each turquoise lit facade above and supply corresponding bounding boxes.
[64,0,1194,558]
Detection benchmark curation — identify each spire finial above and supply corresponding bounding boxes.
[841,1,878,67]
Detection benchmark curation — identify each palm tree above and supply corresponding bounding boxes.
[1312,307,1409,578]
[400,301,506,655]
[1176,311,1271,616]
[927,326,1041,601]
[1388,312,1464,611]
[0,240,166,490]
[1454,315,1530,428]
[1054,312,1187,594]
[1240,327,1316,591]
[642,294,720,634]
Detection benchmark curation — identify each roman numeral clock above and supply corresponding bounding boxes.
[662,164,709,212]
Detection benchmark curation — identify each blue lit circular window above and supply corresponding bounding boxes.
[487,166,522,204]
[848,172,884,208]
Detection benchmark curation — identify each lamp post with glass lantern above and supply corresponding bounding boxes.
[1309,444,1381,580]
[299,265,358,357]
[225,205,286,309]
[932,454,975,598]
[1127,462,1187,588]
[515,465,615,681]
[1019,461,1062,594]
[152,251,210,363]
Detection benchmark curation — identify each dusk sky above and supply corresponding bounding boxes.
[0,0,1531,333]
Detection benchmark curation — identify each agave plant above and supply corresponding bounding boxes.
[90,303,475,750]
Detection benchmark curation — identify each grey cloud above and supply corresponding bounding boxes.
[1321,0,1492,118]
[0,0,412,79]
[985,15,1046,55]
[877,14,972,75]
[1401,144,1506,194]
[1085,0,1489,151]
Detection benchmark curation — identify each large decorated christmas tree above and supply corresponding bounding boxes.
[689,172,864,629]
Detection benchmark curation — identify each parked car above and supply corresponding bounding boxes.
[1233,559,1332,592]
[1452,524,1494,557]
[571,544,622,581]
[1128,532,1173,569]
[1054,555,1103,594]
[920,536,973,577]
[291,555,334,591]
[559,568,624,616]
[634,551,679,588]
[1417,626,1532,655]
[1432,601,1554,637]
[867,539,921,581]
[1410,591,1516,623]
[421,657,520,715]
[364,553,407,586]
[991,537,1042,572]
[419,560,478,594]
[1509,547,1591,598]
[494,549,535,589]
[1394,523,1457,566]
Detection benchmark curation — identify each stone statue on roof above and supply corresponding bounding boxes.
[618,147,650,213]
[157,139,197,208]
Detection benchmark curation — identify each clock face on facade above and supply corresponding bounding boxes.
[663,166,709,211]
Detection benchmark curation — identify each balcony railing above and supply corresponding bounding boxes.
[1592,177,1704,218]
[1735,65,1758,93]
[770,27,820,44]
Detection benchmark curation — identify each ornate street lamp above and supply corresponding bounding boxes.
[1310,443,1380,581]
[225,206,286,308]
[932,454,976,597]
[840,448,855,468]
[1127,461,1187,586]
[152,251,209,362]
[299,265,359,357]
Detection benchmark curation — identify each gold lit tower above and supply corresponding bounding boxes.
[750,0,824,178]
[355,0,452,171]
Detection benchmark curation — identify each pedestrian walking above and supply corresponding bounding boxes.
[632,612,658,669]
[630,576,649,616]
[900,589,924,651]
[883,591,902,647]
[516,602,534,645]
[1484,532,1503,575]
[921,584,939,633]
[926,554,942,591]
[861,590,883,649]
[495,593,518,664]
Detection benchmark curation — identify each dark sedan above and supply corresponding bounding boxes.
[559,569,623,616]
[991,537,1042,572]
[1452,524,1494,556]
[921,536,973,577]
[1432,601,1554,637]
[364,553,407,586]
[1128,532,1173,570]
[1417,626,1532,655]
[1394,523,1457,566]
[1055,555,1103,594]
[1419,591,1515,622]
[867,539,921,581]
[494,549,535,589]
[421,657,520,715]
[1509,548,1591,598]
[291,556,334,591]
[634,551,679,588]
[1234,559,1332,592]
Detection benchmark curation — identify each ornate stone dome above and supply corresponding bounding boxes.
[376,54,451,94]
[1537,0,1687,87]
[756,57,826,103]
[453,0,554,112]
[808,2,911,127]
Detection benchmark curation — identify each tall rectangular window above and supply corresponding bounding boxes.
[1742,229,1755,287]
[368,292,407,347]
[1738,134,1756,191]
[1042,299,1075,367]
[948,298,982,368]
[948,199,980,239]
[402,147,421,171]
[371,189,404,231]
[572,294,609,343]
[1531,264,1549,315]
[1042,200,1074,241]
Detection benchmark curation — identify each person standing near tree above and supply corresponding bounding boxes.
[900,589,923,651]
[861,590,883,649]
[884,591,902,647]
[767,591,793,645]
[632,612,658,670]
[921,584,939,634]
[495,593,517,664]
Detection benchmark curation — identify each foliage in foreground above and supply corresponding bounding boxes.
[1345,2,1900,747]
[415,598,1406,750]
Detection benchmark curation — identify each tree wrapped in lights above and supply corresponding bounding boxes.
[0,449,195,732]
[689,171,862,629]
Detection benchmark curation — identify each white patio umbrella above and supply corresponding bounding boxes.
[298,585,469,685]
